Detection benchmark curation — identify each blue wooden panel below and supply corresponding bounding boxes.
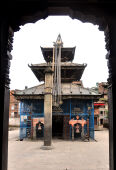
[89,101,94,139]
[20,99,44,140]
[19,98,94,140]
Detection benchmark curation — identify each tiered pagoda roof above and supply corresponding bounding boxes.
[41,47,76,62]
[29,62,87,83]
[14,36,101,100]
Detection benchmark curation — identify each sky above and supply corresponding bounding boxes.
[10,16,108,90]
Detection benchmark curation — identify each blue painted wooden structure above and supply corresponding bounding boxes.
[20,98,94,140]
[20,99,44,139]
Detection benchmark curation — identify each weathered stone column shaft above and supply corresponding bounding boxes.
[44,68,53,146]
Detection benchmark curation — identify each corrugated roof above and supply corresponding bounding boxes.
[14,83,99,96]
[14,84,44,95]
[29,62,86,67]
[61,83,99,95]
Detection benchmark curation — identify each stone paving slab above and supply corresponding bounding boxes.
[8,129,109,170]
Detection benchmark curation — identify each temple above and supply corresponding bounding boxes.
[14,35,100,143]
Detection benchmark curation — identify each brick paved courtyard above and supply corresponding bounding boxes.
[8,129,109,170]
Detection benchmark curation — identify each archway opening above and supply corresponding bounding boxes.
[8,16,109,170]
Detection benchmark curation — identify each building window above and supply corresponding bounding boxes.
[94,117,97,125]
[14,104,18,110]
[11,112,14,117]
[100,111,103,115]
[14,112,17,118]
[11,105,14,110]
[100,119,103,125]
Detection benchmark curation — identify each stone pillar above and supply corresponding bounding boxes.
[87,118,89,138]
[81,126,84,140]
[72,126,74,141]
[105,21,116,170]
[41,67,53,149]
[97,117,99,126]
[33,126,36,140]
[0,18,13,170]
[99,117,100,126]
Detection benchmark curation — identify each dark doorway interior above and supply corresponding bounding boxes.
[100,119,103,125]
[94,117,97,125]
[52,115,64,138]
[36,121,44,138]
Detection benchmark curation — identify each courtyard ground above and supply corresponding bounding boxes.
[8,128,109,170]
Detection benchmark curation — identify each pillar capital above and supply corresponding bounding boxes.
[44,67,53,74]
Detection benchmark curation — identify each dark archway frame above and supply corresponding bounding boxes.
[0,1,116,170]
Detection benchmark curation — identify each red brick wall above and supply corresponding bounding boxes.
[9,90,20,118]
[94,107,100,116]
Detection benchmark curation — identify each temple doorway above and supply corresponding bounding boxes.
[52,115,64,138]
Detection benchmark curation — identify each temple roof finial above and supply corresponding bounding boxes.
[56,34,63,46]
